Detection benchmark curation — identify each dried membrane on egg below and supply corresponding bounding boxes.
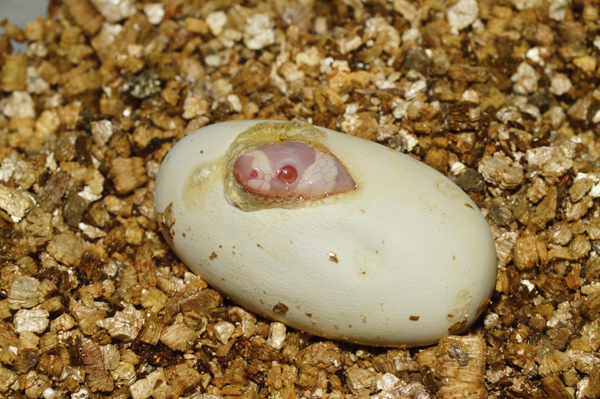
[223,121,355,210]
[154,120,497,347]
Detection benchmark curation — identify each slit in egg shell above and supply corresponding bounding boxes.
[223,120,357,210]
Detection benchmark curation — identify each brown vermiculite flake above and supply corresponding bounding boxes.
[2,0,600,397]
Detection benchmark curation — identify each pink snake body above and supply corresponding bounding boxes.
[233,141,356,198]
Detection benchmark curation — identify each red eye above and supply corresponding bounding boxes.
[251,170,258,178]
[277,165,298,183]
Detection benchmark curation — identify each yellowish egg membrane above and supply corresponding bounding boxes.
[222,120,354,211]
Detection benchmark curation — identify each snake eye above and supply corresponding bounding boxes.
[277,166,298,183]
[233,141,356,198]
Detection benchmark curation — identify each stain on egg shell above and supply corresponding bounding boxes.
[154,120,498,347]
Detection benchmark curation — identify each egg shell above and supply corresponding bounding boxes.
[154,120,497,347]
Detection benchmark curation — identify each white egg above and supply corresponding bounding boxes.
[154,120,497,347]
